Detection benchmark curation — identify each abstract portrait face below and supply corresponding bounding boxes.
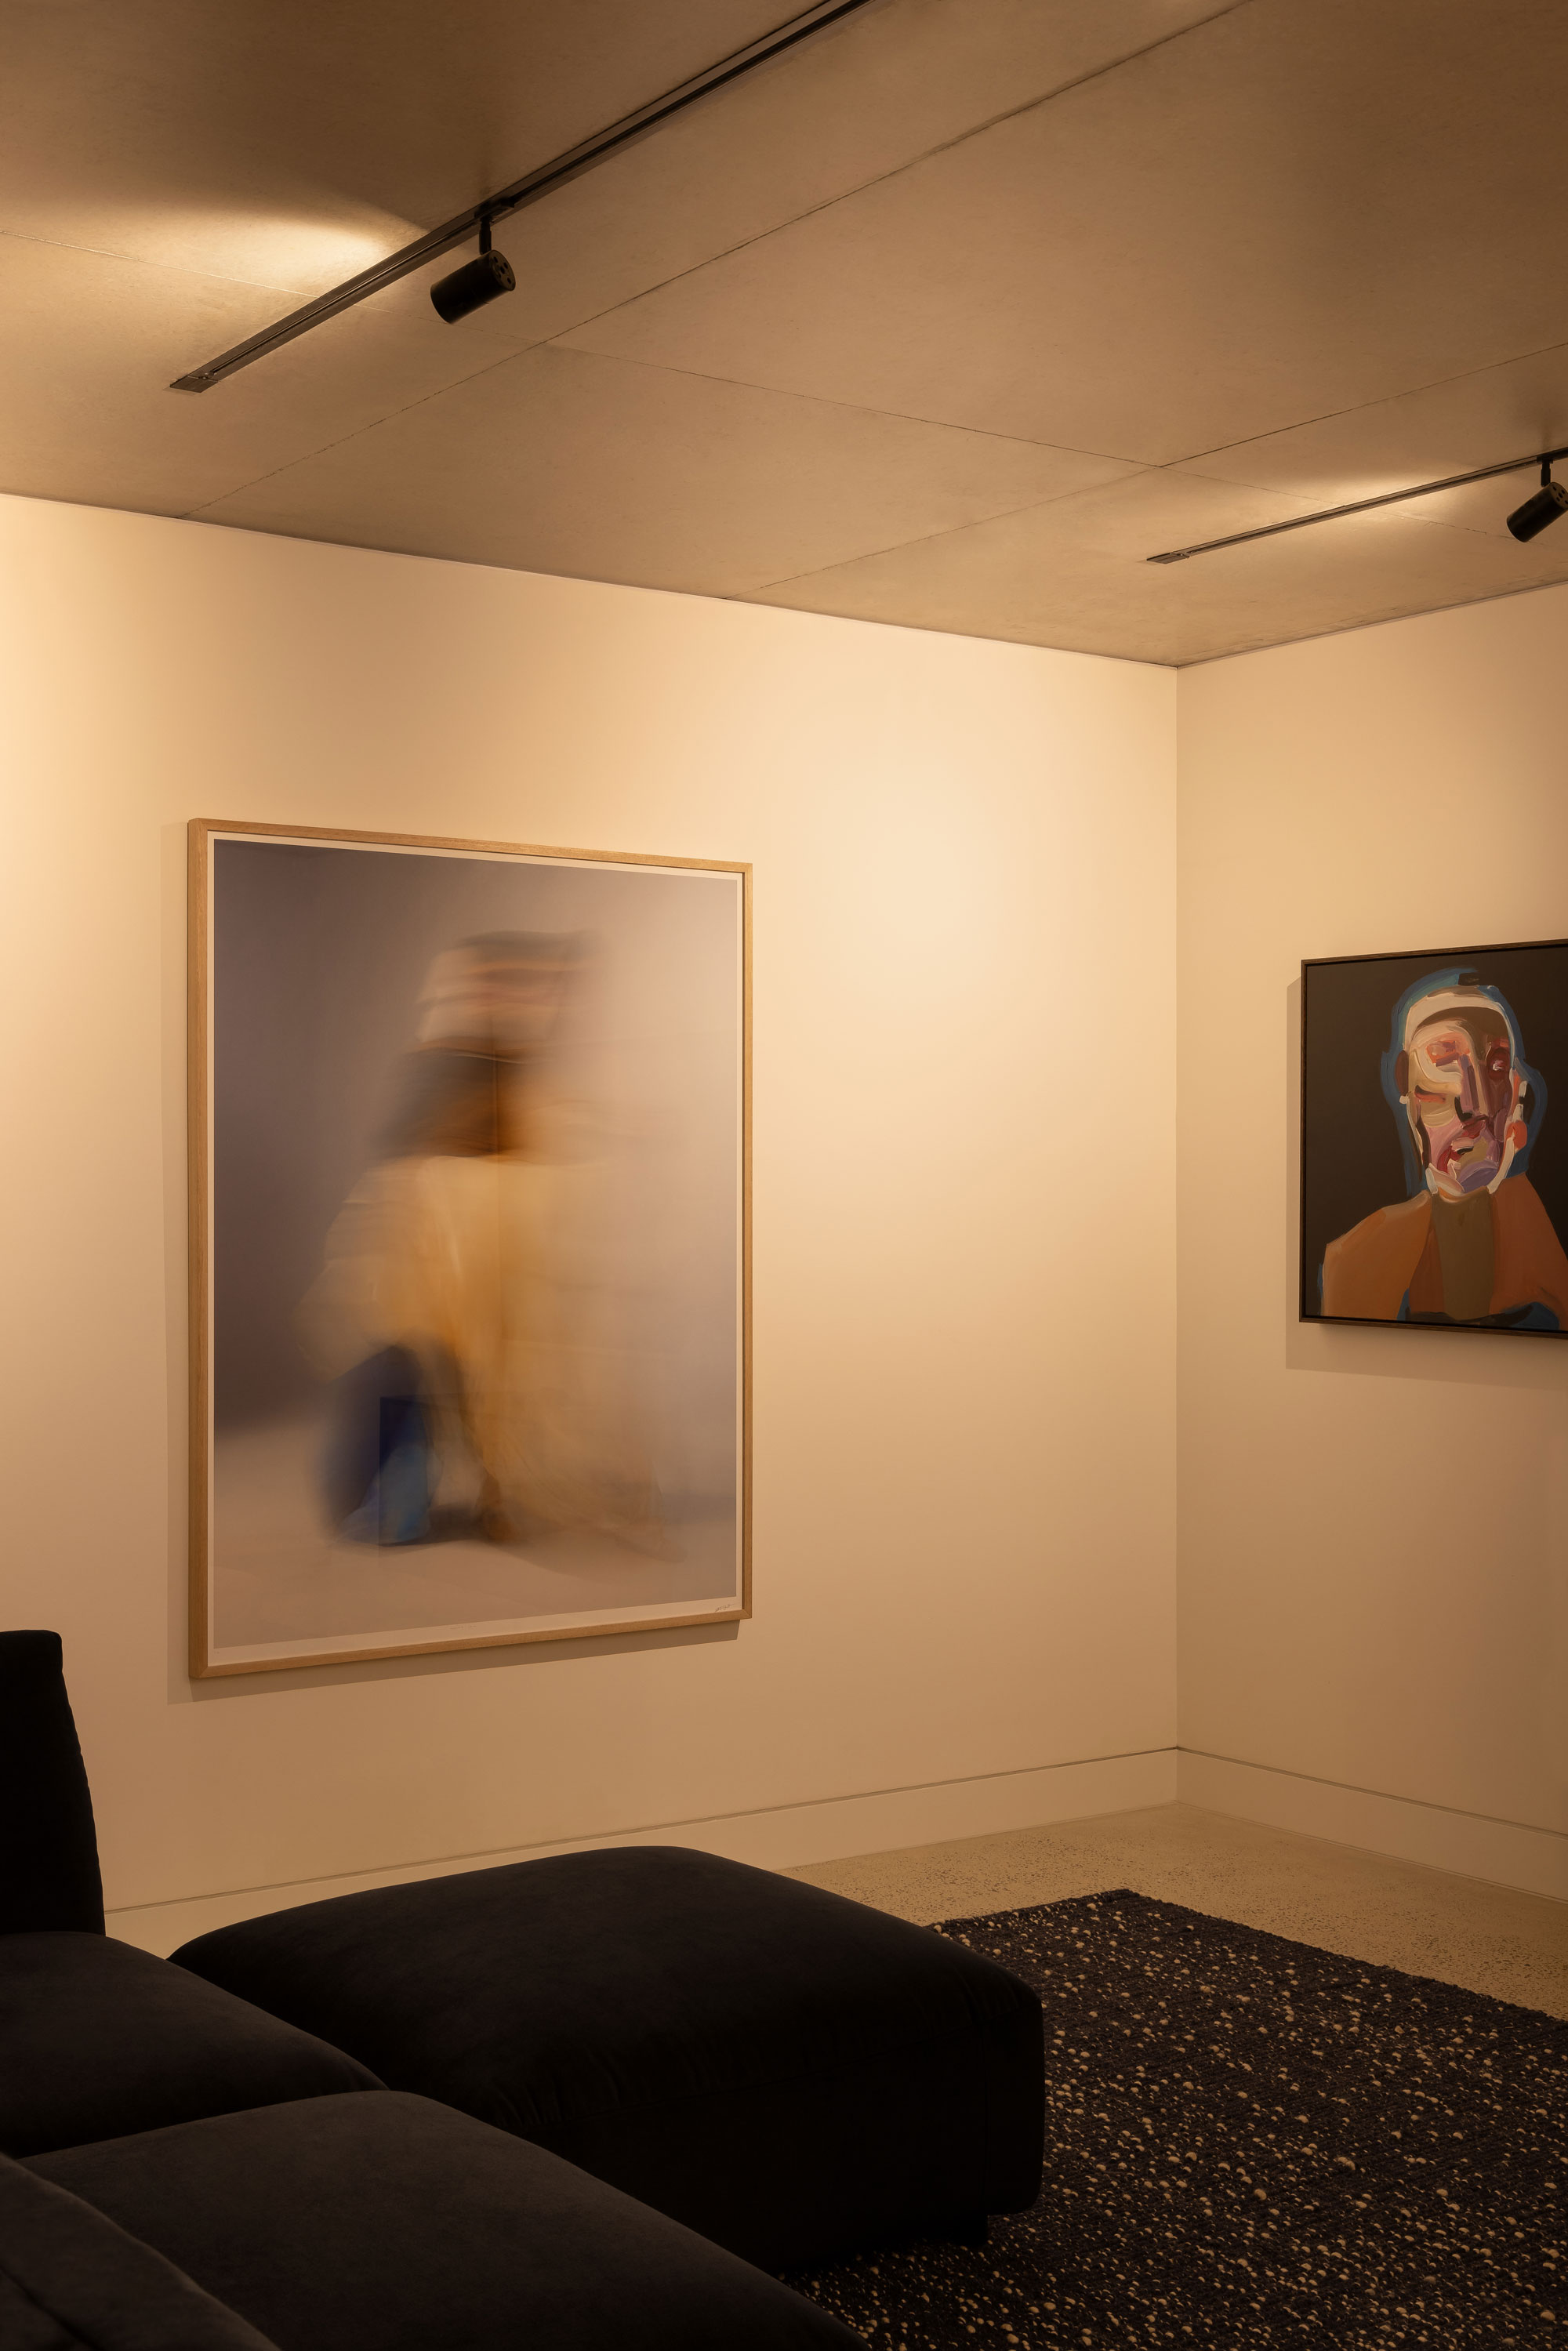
[1397,995,1525,1200]
[1303,942,1568,1339]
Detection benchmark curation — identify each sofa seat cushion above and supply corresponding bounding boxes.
[29,2092,863,2351]
[0,1933,381,2157]
[0,2151,278,2350]
[174,1844,1044,2269]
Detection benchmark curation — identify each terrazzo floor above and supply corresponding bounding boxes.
[784,1802,1567,2020]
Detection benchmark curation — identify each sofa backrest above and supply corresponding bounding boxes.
[0,1631,105,1936]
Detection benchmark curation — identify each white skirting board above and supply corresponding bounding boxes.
[106,1746,1179,1956]
[106,1743,1563,1957]
[1178,1748,1568,1903]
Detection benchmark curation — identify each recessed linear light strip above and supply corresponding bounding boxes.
[171,0,885,393]
[1146,443,1568,564]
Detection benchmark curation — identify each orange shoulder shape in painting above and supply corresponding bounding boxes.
[1321,1193,1432,1319]
[1490,1175,1568,1324]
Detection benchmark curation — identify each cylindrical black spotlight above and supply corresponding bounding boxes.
[431,219,515,325]
[1506,462,1568,542]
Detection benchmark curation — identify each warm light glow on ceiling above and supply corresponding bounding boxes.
[48,202,423,298]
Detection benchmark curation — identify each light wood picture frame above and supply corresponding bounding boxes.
[189,818,750,1676]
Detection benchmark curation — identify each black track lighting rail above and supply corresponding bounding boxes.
[171,0,884,393]
[1145,444,1568,563]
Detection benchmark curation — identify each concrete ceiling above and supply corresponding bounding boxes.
[6,0,1568,664]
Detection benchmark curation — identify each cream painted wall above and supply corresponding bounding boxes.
[1178,586,1568,1869]
[0,493,1177,1941]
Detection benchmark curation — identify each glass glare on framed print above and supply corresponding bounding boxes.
[1300,938,1568,1338]
[188,819,750,1675]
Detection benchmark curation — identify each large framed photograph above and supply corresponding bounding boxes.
[1301,938,1568,1337]
[189,819,750,1676]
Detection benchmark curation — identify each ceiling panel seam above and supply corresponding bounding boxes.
[533,341,1142,463]
[746,457,1552,600]
[1167,332,1568,473]
[176,339,553,518]
[532,331,1568,491]
[748,473,1167,592]
[489,0,1263,357]
[177,333,1144,523]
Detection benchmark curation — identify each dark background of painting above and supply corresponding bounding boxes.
[1300,938,1568,1322]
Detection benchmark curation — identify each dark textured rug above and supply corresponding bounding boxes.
[788,1889,1566,2350]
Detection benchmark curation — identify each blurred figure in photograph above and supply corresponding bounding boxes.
[298,933,666,1552]
[1323,971,1568,1329]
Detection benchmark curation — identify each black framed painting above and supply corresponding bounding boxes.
[189,818,750,1676]
[1301,938,1568,1337]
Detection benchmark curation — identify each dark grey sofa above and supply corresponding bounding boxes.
[2,1629,1044,2346]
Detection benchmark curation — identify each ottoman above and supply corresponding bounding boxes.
[174,1845,1044,2271]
